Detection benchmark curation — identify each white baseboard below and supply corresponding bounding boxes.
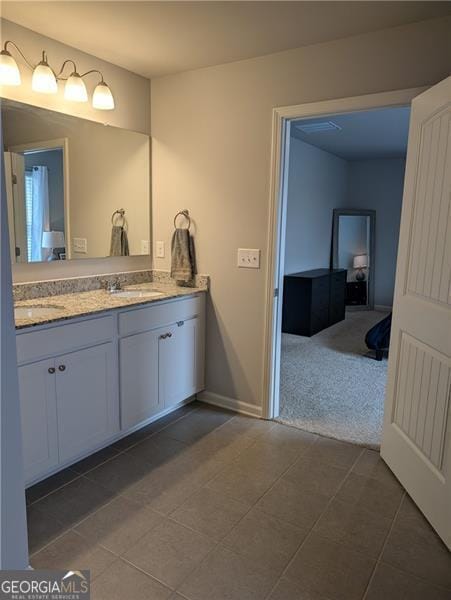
[375,305,392,312]
[198,391,262,418]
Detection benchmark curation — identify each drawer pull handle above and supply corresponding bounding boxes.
[177,321,184,327]
[58,365,66,372]
[48,367,55,374]
[159,332,172,340]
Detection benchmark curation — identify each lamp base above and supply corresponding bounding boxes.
[356,269,366,282]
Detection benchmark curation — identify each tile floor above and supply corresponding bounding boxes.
[27,401,451,600]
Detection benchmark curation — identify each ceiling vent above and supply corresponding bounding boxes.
[296,121,342,134]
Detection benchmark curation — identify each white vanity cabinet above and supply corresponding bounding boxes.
[119,295,205,430]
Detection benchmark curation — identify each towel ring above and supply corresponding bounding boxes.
[174,209,191,229]
[112,208,126,226]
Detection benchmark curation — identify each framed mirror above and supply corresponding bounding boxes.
[332,209,376,310]
[2,99,150,263]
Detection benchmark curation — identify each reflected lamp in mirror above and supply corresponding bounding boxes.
[353,254,368,281]
[42,230,65,261]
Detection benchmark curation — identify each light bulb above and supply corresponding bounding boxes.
[0,50,21,86]
[32,57,57,94]
[64,72,88,102]
[92,81,115,110]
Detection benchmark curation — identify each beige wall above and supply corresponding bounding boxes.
[4,106,150,260]
[1,18,152,282]
[151,16,451,412]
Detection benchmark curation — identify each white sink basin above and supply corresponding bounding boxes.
[110,290,164,299]
[15,305,64,319]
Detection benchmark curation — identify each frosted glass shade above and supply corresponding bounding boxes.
[64,73,88,102]
[92,81,115,110]
[42,230,65,248]
[0,50,21,86]
[32,62,57,94]
[353,254,368,269]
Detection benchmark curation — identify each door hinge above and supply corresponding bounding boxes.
[12,174,17,185]
[274,288,279,298]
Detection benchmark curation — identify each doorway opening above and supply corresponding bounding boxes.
[264,89,420,449]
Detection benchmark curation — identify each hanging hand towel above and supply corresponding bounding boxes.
[110,225,130,257]
[171,228,196,282]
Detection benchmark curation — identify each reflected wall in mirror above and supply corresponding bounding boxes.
[332,209,376,309]
[2,99,150,263]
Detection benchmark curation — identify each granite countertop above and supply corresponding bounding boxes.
[15,282,206,330]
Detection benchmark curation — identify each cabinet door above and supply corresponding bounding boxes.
[120,329,160,430]
[56,343,118,464]
[159,317,198,409]
[18,359,59,483]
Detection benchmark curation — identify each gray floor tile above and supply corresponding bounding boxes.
[185,426,256,464]
[70,446,120,475]
[365,562,451,600]
[84,451,150,493]
[74,495,162,555]
[31,530,116,581]
[313,498,392,558]
[27,504,66,554]
[256,478,330,530]
[33,476,113,529]
[351,450,401,489]
[206,461,278,505]
[26,468,80,504]
[161,407,234,445]
[179,545,278,600]
[123,519,215,589]
[335,472,404,519]
[304,436,362,469]
[91,558,172,600]
[126,433,189,469]
[285,532,375,600]
[223,507,307,576]
[232,439,301,478]
[259,423,318,455]
[282,454,349,497]
[382,496,451,590]
[171,486,250,541]
[268,577,331,600]
[218,414,276,440]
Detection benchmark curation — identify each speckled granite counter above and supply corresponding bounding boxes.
[15,282,206,330]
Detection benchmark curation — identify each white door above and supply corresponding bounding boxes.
[159,317,198,409]
[56,343,118,463]
[381,76,451,549]
[18,359,59,483]
[120,329,160,429]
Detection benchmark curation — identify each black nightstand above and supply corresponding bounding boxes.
[346,281,367,306]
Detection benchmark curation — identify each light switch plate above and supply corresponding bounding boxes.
[73,237,87,254]
[156,241,165,258]
[141,240,150,254]
[237,248,260,269]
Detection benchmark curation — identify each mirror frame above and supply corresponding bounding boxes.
[332,208,376,310]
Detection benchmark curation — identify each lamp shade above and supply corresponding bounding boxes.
[32,61,57,94]
[64,73,88,102]
[42,230,65,248]
[0,50,21,86]
[92,81,115,110]
[353,254,368,269]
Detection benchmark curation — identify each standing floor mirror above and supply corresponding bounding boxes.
[332,209,376,310]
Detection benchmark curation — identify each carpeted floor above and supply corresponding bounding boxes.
[278,310,389,449]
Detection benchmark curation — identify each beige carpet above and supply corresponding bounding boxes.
[277,310,389,448]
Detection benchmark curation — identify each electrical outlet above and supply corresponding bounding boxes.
[73,237,87,254]
[237,248,260,269]
[141,240,150,254]
[156,241,165,258]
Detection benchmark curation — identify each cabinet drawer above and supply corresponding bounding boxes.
[119,294,204,337]
[16,315,114,365]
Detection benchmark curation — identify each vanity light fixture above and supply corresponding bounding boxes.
[0,41,115,110]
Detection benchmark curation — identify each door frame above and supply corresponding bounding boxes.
[262,86,427,420]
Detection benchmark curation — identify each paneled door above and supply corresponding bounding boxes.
[381,76,451,549]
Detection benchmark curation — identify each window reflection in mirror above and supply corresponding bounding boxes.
[2,99,150,264]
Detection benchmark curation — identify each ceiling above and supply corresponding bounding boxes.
[291,107,411,160]
[2,2,451,78]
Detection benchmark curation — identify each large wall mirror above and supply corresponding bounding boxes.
[332,209,376,310]
[2,99,150,263]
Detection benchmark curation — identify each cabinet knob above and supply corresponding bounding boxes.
[177,321,184,327]
[58,365,66,372]
[167,332,172,338]
[48,367,55,374]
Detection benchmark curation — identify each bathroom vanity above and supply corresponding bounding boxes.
[15,289,205,486]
